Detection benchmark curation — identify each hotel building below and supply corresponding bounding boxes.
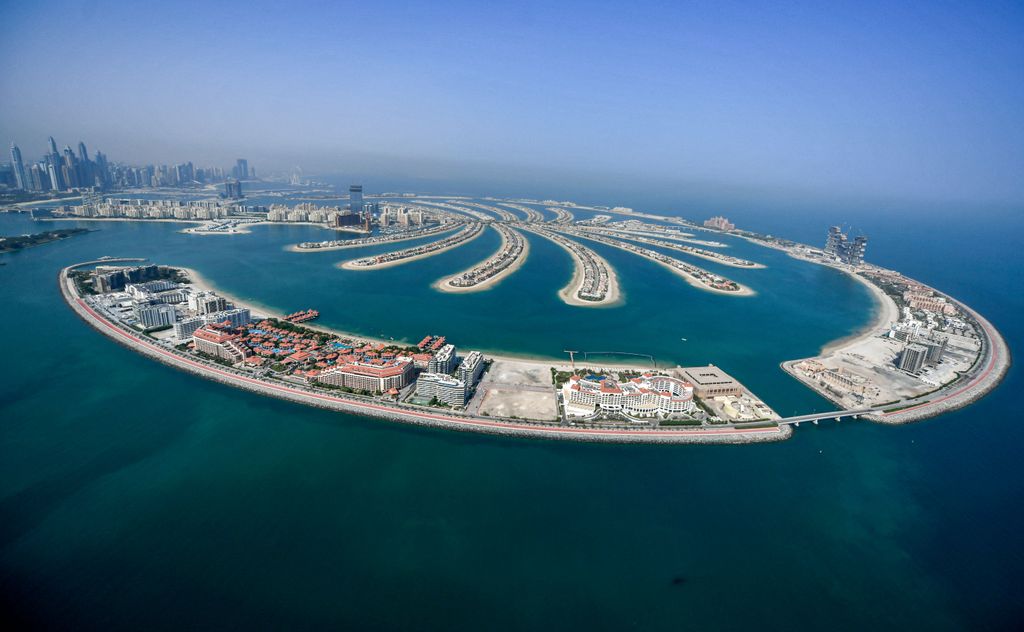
[562,374,696,418]
[193,326,250,363]
[317,358,415,393]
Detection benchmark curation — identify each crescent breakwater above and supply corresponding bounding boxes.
[339,222,485,270]
[58,261,790,444]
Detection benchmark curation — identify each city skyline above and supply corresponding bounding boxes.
[2,1,1022,208]
[7,132,252,193]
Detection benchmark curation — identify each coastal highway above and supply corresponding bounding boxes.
[60,262,789,445]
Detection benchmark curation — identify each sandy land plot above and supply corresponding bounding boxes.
[484,359,553,386]
[478,388,558,421]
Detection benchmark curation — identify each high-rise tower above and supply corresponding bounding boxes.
[10,143,27,190]
[349,184,364,212]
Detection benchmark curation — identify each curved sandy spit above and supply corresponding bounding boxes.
[288,224,462,252]
[588,231,765,269]
[563,230,755,297]
[594,228,727,248]
[338,223,484,270]
[434,226,530,293]
[519,226,622,307]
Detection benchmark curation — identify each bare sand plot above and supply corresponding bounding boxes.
[475,359,559,421]
[477,388,558,421]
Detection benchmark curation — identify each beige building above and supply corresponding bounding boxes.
[678,365,743,398]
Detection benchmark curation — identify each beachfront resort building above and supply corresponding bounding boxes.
[704,216,735,231]
[317,358,415,393]
[193,326,251,363]
[562,374,696,418]
[824,226,867,266]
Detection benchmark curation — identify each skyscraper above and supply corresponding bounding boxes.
[29,163,47,190]
[62,146,80,189]
[10,143,27,190]
[234,159,249,180]
[47,161,62,191]
[45,137,65,190]
[224,179,243,199]
[823,226,867,266]
[349,184,364,212]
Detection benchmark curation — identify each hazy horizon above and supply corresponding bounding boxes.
[3,0,1022,208]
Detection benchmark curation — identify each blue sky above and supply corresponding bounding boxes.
[2,0,1022,206]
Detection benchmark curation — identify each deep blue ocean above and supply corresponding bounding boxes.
[0,186,1021,630]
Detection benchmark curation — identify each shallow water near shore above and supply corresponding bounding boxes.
[1,204,1021,629]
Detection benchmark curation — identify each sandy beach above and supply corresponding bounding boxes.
[433,226,530,293]
[819,271,900,355]
[338,223,484,270]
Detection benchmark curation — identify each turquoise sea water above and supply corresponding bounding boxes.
[1,200,1021,630]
